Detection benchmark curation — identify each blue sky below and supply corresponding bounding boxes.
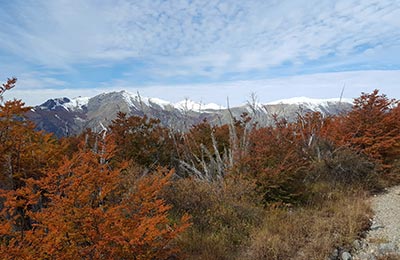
[1,0,400,105]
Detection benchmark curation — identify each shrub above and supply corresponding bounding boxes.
[163,176,263,260]
[309,147,381,191]
[0,141,190,260]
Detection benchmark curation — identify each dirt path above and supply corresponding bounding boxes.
[352,186,400,260]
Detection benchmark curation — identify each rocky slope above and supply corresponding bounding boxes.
[352,186,400,260]
[28,91,352,137]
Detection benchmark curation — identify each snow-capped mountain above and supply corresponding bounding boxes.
[60,91,225,112]
[62,97,90,110]
[267,96,351,106]
[267,97,351,112]
[28,91,353,137]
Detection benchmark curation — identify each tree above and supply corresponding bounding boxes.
[328,90,400,168]
[0,77,16,102]
[241,116,310,204]
[0,80,64,190]
[0,138,190,259]
[109,112,175,169]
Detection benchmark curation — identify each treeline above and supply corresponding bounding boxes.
[0,78,399,259]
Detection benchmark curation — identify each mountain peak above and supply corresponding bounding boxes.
[267,97,352,105]
[39,97,71,110]
[30,91,353,137]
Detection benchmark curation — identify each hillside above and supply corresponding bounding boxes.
[28,91,352,137]
[3,79,400,259]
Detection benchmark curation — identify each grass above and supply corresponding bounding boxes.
[165,177,373,260]
[377,255,400,260]
[165,176,264,260]
[241,186,372,260]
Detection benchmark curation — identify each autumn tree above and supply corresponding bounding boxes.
[109,112,175,169]
[0,79,64,190]
[0,137,190,259]
[327,90,400,168]
[0,77,16,102]
[241,116,311,204]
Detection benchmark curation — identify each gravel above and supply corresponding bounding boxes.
[352,185,400,260]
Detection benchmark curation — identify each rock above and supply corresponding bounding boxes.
[378,242,398,255]
[353,186,400,260]
[370,224,385,230]
[354,252,376,260]
[341,251,352,260]
[353,240,362,250]
[328,248,339,260]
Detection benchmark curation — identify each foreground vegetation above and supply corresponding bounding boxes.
[1,78,399,259]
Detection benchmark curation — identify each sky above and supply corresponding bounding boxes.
[1,0,400,106]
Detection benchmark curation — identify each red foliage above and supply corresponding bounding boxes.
[326,90,400,168]
[0,140,190,259]
[242,116,311,203]
[0,79,190,259]
[0,77,16,102]
[109,112,175,169]
[0,99,64,189]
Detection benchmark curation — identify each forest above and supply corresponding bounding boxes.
[1,77,400,260]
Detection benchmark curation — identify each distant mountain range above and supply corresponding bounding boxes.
[27,91,353,137]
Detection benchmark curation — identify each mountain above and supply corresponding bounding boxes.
[27,91,353,137]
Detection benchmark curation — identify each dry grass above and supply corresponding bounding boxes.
[165,176,373,260]
[240,186,372,260]
[377,255,400,260]
[164,176,264,260]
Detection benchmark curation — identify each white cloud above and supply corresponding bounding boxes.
[1,71,67,90]
[0,0,399,78]
[4,70,400,107]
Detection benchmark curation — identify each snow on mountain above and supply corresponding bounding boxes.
[119,91,172,109]
[32,92,353,138]
[267,97,352,105]
[41,92,350,114]
[173,99,224,111]
[119,91,224,111]
[146,97,171,107]
[120,91,135,107]
[267,97,352,110]
[63,96,89,110]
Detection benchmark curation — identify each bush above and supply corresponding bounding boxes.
[310,147,382,191]
[383,159,400,186]
[163,176,264,260]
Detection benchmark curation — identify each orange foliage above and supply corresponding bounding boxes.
[2,77,400,259]
[0,139,190,259]
[109,112,175,169]
[178,119,230,163]
[243,117,308,203]
[0,99,64,189]
[238,111,334,203]
[326,90,400,168]
[0,77,16,102]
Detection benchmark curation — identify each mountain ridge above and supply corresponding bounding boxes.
[28,90,353,137]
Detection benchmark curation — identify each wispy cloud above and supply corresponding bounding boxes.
[0,0,399,99]
[2,1,400,70]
